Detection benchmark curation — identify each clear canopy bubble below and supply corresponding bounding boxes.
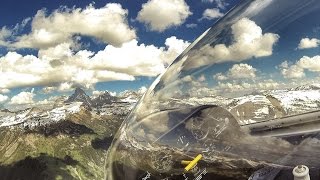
[106,0,320,179]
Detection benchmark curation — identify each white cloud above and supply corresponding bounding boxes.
[0,27,12,46]
[35,96,60,106]
[217,79,279,93]
[162,36,190,65]
[137,0,192,32]
[0,48,134,90]
[35,99,51,105]
[9,89,35,105]
[0,94,9,103]
[91,40,165,76]
[186,23,197,28]
[297,55,320,71]
[42,82,75,93]
[200,8,224,21]
[281,65,305,79]
[0,27,11,39]
[279,61,305,79]
[213,73,228,81]
[228,63,257,79]
[214,63,257,80]
[138,86,148,94]
[0,89,10,94]
[0,18,31,48]
[280,56,320,79]
[92,90,103,97]
[91,36,189,76]
[298,38,320,49]
[10,3,136,49]
[58,82,74,92]
[42,86,57,94]
[13,17,31,32]
[0,36,189,90]
[186,18,279,69]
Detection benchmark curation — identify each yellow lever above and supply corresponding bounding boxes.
[181,160,191,165]
[183,154,202,172]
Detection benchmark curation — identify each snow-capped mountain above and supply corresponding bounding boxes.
[0,102,82,128]
[92,91,118,107]
[172,83,320,125]
[65,87,93,107]
[267,88,320,115]
[119,90,142,103]
[0,87,144,129]
[2,83,320,129]
[292,83,320,91]
[65,88,124,108]
[211,84,320,124]
[227,95,277,124]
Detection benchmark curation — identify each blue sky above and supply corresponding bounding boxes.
[0,0,239,107]
[0,0,238,48]
[1,0,319,109]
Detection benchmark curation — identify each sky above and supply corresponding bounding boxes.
[130,0,320,111]
[0,0,240,108]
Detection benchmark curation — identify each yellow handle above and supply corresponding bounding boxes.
[184,154,202,171]
[181,160,191,165]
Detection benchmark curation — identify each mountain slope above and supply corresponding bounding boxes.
[92,91,118,107]
[65,88,93,108]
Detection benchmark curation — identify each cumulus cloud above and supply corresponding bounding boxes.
[297,55,320,71]
[214,73,228,81]
[8,3,135,49]
[0,27,12,46]
[9,89,35,105]
[42,86,57,94]
[0,94,9,103]
[138,86,148,94]
[137,0,192,32]
[58,82,74,92]
[279,61,305,79]
[33,96,60,106]
[90,40,164,76]
[162,36,190,65]
[0,36,189,91]
[280,56,320,79]
[185,18,279,69]
[214,63,257,80]
[0,48,134,90]
[217,79,279,93]
[42,82,75,93]
[298,38,320,49]
[200,8,224,21]
[0,89,10,94]
[91,36,189,76]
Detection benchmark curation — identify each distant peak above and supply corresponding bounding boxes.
[65,87,93,108]
[293,83,320,91]
[75,87,85,93]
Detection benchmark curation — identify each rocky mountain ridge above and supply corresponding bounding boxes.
[0,87,143,129]
[65,87,93,108]
[2,83,320,128]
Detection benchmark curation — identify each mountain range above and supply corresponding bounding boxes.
[0,87,140,179]
[1,84,320,179]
